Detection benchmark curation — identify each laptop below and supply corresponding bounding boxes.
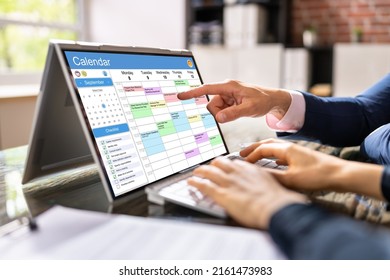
[23,40,280,218]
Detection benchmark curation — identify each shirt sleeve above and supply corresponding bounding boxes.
[278,74,390,147]
[266,90,306,133]
[269,203,390,259]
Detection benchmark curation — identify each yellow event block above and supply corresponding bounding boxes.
[149,100,167,109]
[188,115,201,122]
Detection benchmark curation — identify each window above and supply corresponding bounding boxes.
[0,0,85,85]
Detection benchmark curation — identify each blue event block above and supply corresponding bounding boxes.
[201,113,217,128]
[141,131,166,156]
[171,111,191,132]
[181,99,195,105]
[144,144,166,156]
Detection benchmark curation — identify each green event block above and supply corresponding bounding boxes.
[157,120,176,136]
[174,80,189,86]
[130,102,152,118]
[209,135,222,146]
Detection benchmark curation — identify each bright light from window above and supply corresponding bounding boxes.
[0,0,80,73]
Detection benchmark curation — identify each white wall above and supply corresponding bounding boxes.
[190,45,283,150]
[85,0,187,49]
[190,46,235,83]
[191,44,283,87]
[333,43,390,97]
[283,48,310,91]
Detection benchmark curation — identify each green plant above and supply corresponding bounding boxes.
[305,25,317,33]
[353,26,363,36]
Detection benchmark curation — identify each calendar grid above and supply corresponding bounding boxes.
[66,51,227,196]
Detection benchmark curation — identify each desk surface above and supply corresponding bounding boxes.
[0,146,237,227]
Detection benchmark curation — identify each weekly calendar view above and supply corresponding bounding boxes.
[64,51,227,197]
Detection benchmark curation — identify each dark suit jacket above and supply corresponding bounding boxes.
[269,74,390,259]
[278,73,390,164]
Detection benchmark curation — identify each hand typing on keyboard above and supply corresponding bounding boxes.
[227,154,286,170]
[187,154,306,229]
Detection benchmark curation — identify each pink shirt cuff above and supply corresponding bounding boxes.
[266,90,306,133]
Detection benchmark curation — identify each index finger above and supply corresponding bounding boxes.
[177,82,238,100]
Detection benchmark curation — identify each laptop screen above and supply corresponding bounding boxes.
[62,50,228,198]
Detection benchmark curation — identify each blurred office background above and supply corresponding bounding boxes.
[1,0,390,151]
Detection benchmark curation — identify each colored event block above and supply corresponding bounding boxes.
[164,93,180,103]
[194,132,209,144]
[188,115,201,123]
[181,99,195,105]
[144,145,165,156]
[123,85,144,92]
[131,102,153,118]
[185,148,200,159]
[150,100,167,109]
[210,135,223,146]
[141,130,165,156]
[195,96,208,105]
[145,87,163,95]
[141,131,162,145]
[157,120,177,136]
[201,113,216,128]
[174,80,189,86]
[171,111,191,132]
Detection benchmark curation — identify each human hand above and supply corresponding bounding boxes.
[240,139,346,191]
[177,80,291,123]
[239,139,384,199]
[187,157,307,229]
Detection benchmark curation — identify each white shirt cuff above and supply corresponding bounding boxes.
[265,90,306,133]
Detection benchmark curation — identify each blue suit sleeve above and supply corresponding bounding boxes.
[269,203,390,259]
[360,124,390,164]
[279,73,390,147]
[269,167,390,259]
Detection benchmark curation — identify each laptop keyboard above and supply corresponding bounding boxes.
[159,179,227,218]
[158,156,286,218]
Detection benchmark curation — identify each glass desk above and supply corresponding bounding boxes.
[0,146,237,227]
